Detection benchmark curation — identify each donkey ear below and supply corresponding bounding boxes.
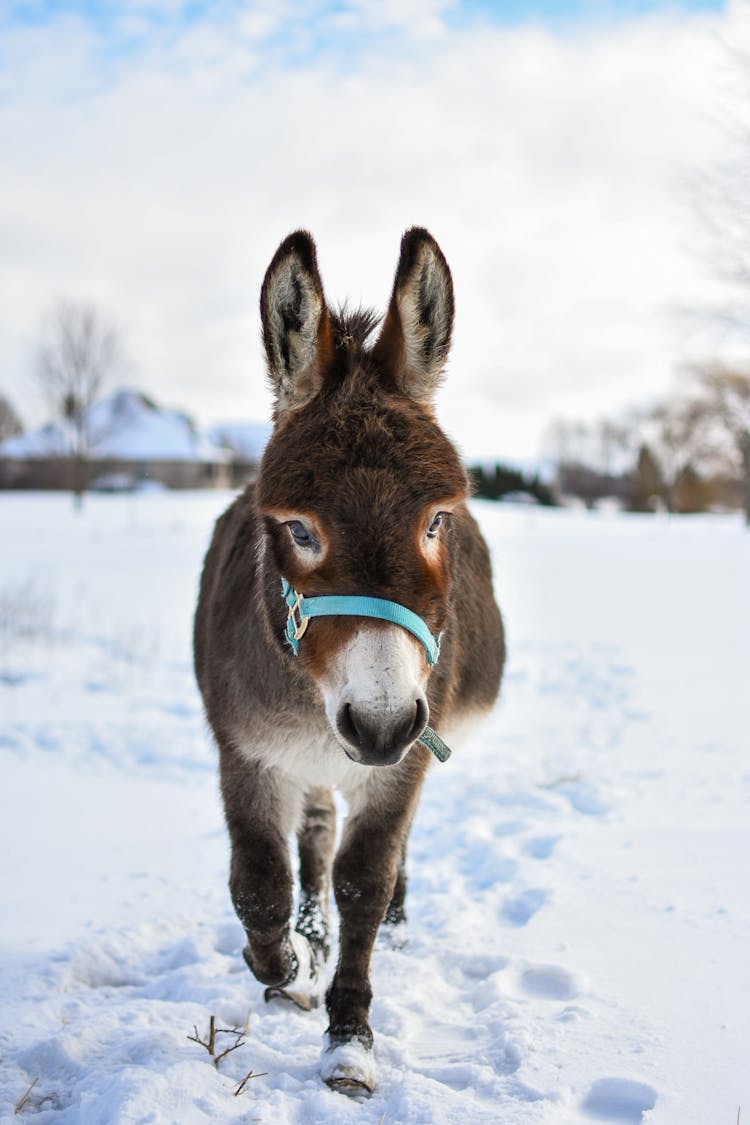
[373,228,454,405]
[260,231,334,416]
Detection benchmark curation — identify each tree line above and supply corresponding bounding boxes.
[2,303,749,522]
[544,368,750,521]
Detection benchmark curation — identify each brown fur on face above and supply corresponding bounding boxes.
[260,351,466,616]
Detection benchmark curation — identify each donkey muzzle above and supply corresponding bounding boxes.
[319,623,431,766]
[336,696,428,767]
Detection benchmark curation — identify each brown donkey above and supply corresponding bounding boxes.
[194,228,504,1093]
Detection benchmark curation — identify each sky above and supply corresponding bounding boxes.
[0,0,745,461]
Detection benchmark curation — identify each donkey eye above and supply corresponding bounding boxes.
[426,512,448,539]
[286,520,317,549]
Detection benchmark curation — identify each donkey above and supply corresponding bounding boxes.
[194,227,505,1093]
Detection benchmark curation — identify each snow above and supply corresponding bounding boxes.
[1,493,748,1124]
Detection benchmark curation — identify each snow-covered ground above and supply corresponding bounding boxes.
[1,492,748,1125]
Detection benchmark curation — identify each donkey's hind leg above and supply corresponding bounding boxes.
[378,840,409,951]
[383,838,408,927]
[296,786,336,960]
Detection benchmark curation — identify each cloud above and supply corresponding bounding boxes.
[0,1,736,458]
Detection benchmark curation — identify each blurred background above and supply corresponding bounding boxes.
[1,0,749,515]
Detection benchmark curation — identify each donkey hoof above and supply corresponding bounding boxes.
[320,1033,376,1096]
[264,930,321,1010]
[264,986,318,1011]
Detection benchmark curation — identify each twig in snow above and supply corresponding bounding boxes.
[233,1069,269,1096]
[212,1030,247,1066]
[188,1014,217,1056]
[187,1014,247,1069]
[14,1078,39,1115]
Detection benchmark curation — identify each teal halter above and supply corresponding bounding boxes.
[280,578,451,762]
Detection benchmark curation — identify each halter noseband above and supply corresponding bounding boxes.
[280,578,451,762]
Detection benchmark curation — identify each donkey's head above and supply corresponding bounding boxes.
[258,229,468,767]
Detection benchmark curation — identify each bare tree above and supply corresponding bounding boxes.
[545,382,747,515]
[542,417,593,468]
[0,392,23,443]
[694,26,750,339]
[692,365,750,523]
[36,300,121,500]
[648,386,732,512]
[543,410,648,507]
[690,26,750,524]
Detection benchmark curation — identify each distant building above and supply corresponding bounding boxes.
[207,420,272,488]
[0,389,269,491]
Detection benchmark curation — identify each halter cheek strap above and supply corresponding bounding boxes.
[280,578,451,762]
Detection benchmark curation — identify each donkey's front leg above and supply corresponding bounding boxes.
[322,766,425,1094]
[264,786,336,1010]
[220,755,312,997]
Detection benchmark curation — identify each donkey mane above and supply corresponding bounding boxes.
[308,303,384,402]
[329,303,382,354]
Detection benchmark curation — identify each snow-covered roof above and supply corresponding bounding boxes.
[1,421,69,459]
[0,389,270,464]
[208,420,271,461]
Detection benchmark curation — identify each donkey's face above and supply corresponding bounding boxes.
[258,230,467,766]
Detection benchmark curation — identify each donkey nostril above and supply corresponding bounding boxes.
[337,702,362,749]
[408,696,429,744]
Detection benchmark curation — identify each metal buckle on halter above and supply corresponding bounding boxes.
[288,593,309,641]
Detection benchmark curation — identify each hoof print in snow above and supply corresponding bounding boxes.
[521,965,579,1001]
[523,834,560,859]
[557,781,610,817]
[321,1034,375,1097]
[581,1077,657,1122]
[502,887,548,926]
